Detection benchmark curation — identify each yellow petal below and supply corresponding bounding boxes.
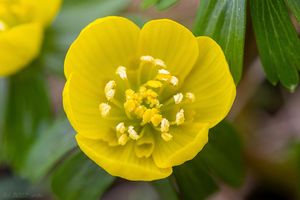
[76,134,172,181]
[63,72,126,142]
[153,122,209,168]
[64,16,140,81]
[182,36,236,128]
[138,19,198,83]
[21,0,62,26]
[0,23,43,77]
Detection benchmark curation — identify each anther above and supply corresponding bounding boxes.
[140,55,154,62]
[175,109,185,125]
[174,93,184,104]
[170,76,179,86]
[185,92,196,102]
[158,69,170,75]
[161,132,173,142]
[128,126,139,140]
[154,59,166,68]
[160,118,170,133]
[116,122,126,134]
[118,134,128,145]
[99,103,111,117]
[116,66,127,80]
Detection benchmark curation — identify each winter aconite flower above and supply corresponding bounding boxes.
[63,16,236,181]
[0,0,61,76]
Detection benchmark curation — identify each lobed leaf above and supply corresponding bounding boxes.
[250,0,300,91]
[193,0,246,84]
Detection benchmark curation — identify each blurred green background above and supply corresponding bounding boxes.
[1,0,300,199]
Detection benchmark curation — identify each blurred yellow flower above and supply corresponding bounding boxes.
[63,16,236,181]
[0,0,61,76]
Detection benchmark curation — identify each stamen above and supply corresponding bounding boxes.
[116,66,127,80]
[128,126,139,140]
[161,132,173,142]
[185,92,196,102]
[140,55,154,62]
[105,89,115,101]
[99,103,111,117]
[160,118,170,133]
[118,134,128,145]
[175,109,185,125]
[173,93,183,104]
[170,76,179,86]
[158,69,170,75]
[116,122,126,134]
[154,59,166,68]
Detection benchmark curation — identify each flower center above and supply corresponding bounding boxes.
[0,0,33,31]
[99,55,195,157]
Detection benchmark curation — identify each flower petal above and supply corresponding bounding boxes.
[138,19,199,83]
[153,122,209,168]
[76,134,172,181]
[182,36,236,128]
[64,16,140,81]
[63,72,126,141]
[0,23,43,77]
[22,0,62,26]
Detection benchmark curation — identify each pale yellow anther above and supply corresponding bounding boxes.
[170,76,179,86]
[161,132,173,142]
[140,55,154,62]
[104,81,116,101]
[116,122,126,134]
[186,92,196,102]
[154,59,166,68]
[146,80,163,88]
[99,103,111,117]
[128,126,139,140]
[124,99,136,112]
[118,134,128,145]
[151,114,163,127]
[174,93,184,104]
[176,109,185,125]
[160,118,170,133]
[116,66,127,80]
[158,69,170,75]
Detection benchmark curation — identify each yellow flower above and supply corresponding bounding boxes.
[0,0,61,76]
[63,16,236,181]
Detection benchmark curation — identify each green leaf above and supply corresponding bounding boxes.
[156,0,179,10]
[21,117,76,182]
[285,0,300,23]
[250,0,300,91]
[1,66,51,170]
[51,151,115,200]
[0,78,8,162]
[40,0,131,76]
[197,121,245,187]
[193,0,246,84]
[174,162,218,200]
[152,179,178,200]
[141,0,159,9]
